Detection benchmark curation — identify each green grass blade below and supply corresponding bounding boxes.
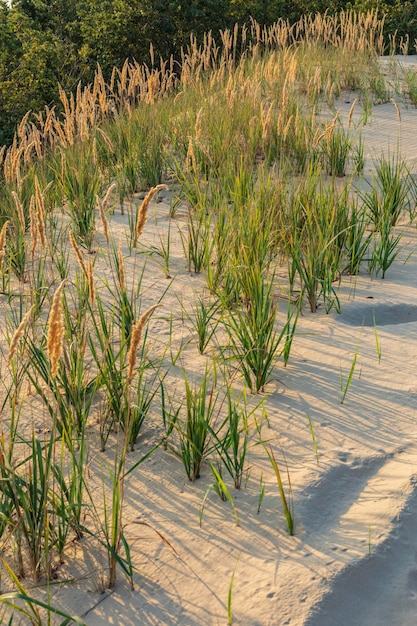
[209,464,239,526]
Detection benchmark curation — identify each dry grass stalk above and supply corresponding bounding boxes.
[101,182,116,210]
[96,128,114,153]
[69,230,88,278]
[0,145,6,169]
[3,149,12,184]
[282,115,294,142]
[29,196,37,260]
[118,241,125,291]
[313,111,340,149]
[92,137,98,166]
[261,102,274,139]
[60,150,66,184]
[43,105,55,136]
[54,121,67,148]
[6,305,35,367]
[97,182,116,245]
[400,34,409,56]
[347,99,357,128]
[326,110,340,147]
[34,176,46,249]
[11,191,26,231]
[23,140,35,165]
[47,280,66,377]
[0,220,8,249]
[32,129,42,160]
[98,198,109,245]
[17,111,31,141]
[136,184,169,239]
[87,259,95,305]
[391,98,401,122]
[93,65,109,117]
[0,220,9,271]
[194,108,203,140]
[127,304,161,381]
[186,138,197,174]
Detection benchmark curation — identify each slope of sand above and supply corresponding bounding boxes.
[40,58,417,625]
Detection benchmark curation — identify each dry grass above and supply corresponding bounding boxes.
[136,184,169,240]
[127,303,161,381]
[6,305,34,366]
[47,280,65,377]
[1,11,386,186]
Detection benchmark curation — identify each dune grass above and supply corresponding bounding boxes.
[0,9,415,620]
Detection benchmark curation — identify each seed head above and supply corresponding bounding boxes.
[127,304,161,381]
[136,185,169,240]
[47,281,66,378]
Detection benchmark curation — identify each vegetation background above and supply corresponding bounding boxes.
[0,0,416,145]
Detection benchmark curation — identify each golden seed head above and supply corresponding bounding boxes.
[136,184,168,239]
[186,139,197,174]
[391,98,401,123]
[194,108,203,140]
[347,99,357,129]
[0,220,9,272]
[47,281,66,378]
[0,220,9,252]
[69,230,88,278]
[97,182,116,246]
[11,191,25,231]
[98,196,109,245]
[6,305,34,367]
[127,304,161,381]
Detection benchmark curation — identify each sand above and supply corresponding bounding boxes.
[22,57,417,625]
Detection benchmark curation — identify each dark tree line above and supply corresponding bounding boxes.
[0,0,416,145]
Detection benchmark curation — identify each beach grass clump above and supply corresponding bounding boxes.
[204,205,234,296]
[321,121,354,177]
[53,143,102,250]
[26,281,96,442]
[283,170,351,312]
[99,101,169,209]
[362,154,414,229]
[145,219,173,279]
[0,561,87,626]
[177,366,219,482]
[370,224,402,278]
[402,66,417,105]
[343,202,372,275]
[225,270,288,393]
[4,190,28,283]
[89,283,161,451]
[186,295,221,355]
[181,205,213,274]
[106,240,139,344]
[213,389,255,490]
[361,154,413,277]
[0,433,55,581]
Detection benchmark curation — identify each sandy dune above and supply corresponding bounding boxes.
[36,57,417,625]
